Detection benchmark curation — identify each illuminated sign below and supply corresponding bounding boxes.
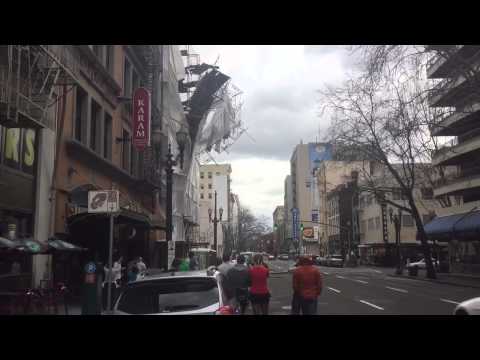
[132,88,151,151]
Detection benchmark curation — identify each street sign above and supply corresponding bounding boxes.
[132,87,151,151]
[292,208,299,242]
[88,190,119,213]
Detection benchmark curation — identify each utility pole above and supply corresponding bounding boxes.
[209,191,223,253]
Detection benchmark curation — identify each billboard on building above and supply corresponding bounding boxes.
[308,143,332,173]
[132,88,151,151]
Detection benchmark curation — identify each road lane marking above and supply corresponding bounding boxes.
[336,275,346,279]
[354,279,368,284]
[359,300,384,310]
[386,286,408,293]
[373,270,382,273]
[440,298,459,305]
[281,306,292,310]
[327,287,341,293]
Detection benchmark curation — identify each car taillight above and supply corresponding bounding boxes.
[215,305,234,315]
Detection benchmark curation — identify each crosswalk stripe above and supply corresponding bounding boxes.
[355,279,368,284]
[336,275,346,279]
[327,287,341,293]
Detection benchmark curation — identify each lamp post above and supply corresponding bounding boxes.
[208,190,223,253]
[389,207,403,275]
[163,128,189,271]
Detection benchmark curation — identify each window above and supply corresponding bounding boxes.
[200,172,204,179]
[106,45,114,74]
[103,113,112,160]
[402,215,414,227]
[360,220,366,233]
[90,99,102,153]
[421,188,433,200]
[208,184,212,189]
[208,172,212,179]
[200,184,204,190]
[74,87,88,144]
[375,217,381,230]
[124,58,132,97]
[208,193,212,199]
[122,129,131,171]
[200,194,204,199]
[368,218,375,231]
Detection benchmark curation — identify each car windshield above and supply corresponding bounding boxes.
[117,277,219,314]
[331,256,343,259]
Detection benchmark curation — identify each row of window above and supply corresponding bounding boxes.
[200,184,213,190]
[200,171,221,179]
[359,214,434,233]
[74,86,143,177]
[358,188,434,209]
[200,193,213,199]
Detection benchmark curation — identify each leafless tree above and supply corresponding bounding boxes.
[318,45,464,279]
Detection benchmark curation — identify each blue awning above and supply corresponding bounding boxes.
[424,211,480,241]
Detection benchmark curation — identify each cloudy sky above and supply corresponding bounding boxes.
[195,45,359,225]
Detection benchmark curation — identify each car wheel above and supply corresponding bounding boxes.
[455,309,469,315]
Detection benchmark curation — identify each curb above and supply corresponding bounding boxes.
[387,274,480,290]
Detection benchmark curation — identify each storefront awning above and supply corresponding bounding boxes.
[424,210,480,241]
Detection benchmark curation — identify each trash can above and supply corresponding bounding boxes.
[408,266,418,276]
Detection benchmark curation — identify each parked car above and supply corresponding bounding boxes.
[316,256,327,266]
[112,270,232,315]
[279,254,289,260]
[268,255,275,260]
[407,258,439,270]
[326,255,344,267]
[454,297,480,315]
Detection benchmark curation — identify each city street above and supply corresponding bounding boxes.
[265,260,480,315]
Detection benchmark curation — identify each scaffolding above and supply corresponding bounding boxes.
[0,45,78,129]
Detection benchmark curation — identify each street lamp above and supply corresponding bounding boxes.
[389,207,403,275]
[163,129,189,271]
[208,191,223,253]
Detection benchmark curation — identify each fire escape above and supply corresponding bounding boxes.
[0,45,78,129]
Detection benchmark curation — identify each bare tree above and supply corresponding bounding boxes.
[318,45,457,279]
[237,206,271,252]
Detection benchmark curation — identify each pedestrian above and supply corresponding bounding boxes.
[171,257,181,271]
[127,265,139,283]
[137,257,147,278]
[217,253,234,302]
[188,251,199,271]
[249,253,271,315]
[292,256,322,315]
[226,254,251,315]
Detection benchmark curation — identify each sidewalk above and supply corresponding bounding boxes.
[389,270,480,289]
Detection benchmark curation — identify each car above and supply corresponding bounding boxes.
[407,258,439,270]
[454,297,480,315]
[279,254,289,260]
[111,270,232,315]
[326,255,344,267]
[268,255,275,260]
[316,257,327,266]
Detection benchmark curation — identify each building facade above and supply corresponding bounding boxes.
[198,164,231,256]
[426,45,480,273]
[283,175,293,251]
[290,142,332,255]
[273,205,284,256]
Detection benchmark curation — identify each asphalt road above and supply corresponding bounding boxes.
[264,260,480,315]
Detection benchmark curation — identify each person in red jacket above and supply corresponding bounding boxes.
[249,253,270,315]
[292,256,322,315]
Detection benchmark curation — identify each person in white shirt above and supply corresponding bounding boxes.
[136,257,147,279]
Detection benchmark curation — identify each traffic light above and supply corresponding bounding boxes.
[300,223,304,233]
[274,224,278,231]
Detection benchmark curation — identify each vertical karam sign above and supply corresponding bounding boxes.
[132,87,151,151]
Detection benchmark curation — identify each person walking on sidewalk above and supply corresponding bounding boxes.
[249,253,271,315]
[292,256,322,315]
[227,254,251,314]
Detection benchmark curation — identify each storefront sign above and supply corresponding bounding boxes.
[0,126,36,174]
[132,88,151,151]
[303,227,314,238]
[88,190,119,213]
